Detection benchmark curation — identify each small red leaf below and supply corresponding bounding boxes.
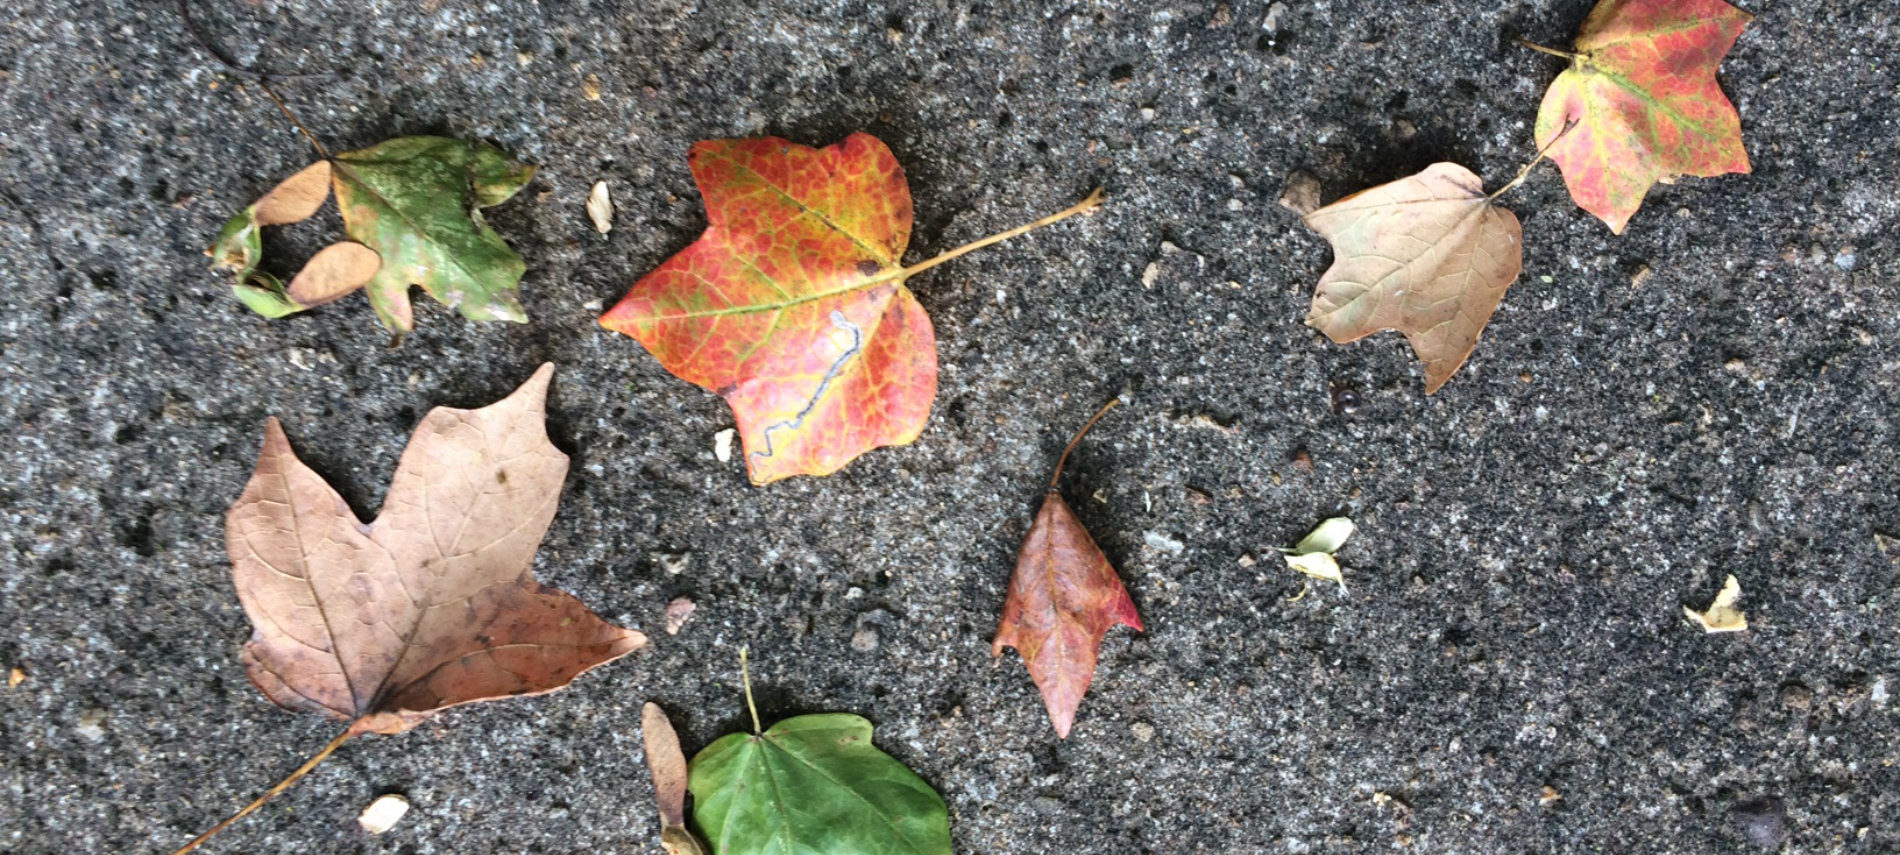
[992,402,1141,738]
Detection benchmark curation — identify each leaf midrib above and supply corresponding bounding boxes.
[702,146,899,267]
[759,724,928,851]
[332,157,502,300]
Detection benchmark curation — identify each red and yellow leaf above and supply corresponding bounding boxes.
[993,402,1142,738]
[1534,0,1752,233]
[601,133,1102,485]
[601,134,928,484]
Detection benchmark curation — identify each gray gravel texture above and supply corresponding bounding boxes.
[2,0,1898,853]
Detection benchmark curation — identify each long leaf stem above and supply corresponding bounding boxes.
[177,0,332,159]
[901,187,1105,280]
[1515,37,1578,60]
[1489,119,1578,202]
[167,728,357,855]
[1050,397,1121,491]
[256,80,331,160]
[739,646,762,735]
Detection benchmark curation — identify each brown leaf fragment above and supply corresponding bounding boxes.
[253,161,332,226]
[1303,163,1524,393]
[7,667,23,688]
[1277,169,1323,215]
[642,703,709,855]
[286,241,382,306]
[664,596,696,635]
[228,364,645,736]
[993,400,1143,738]
[356,794,409,834]
[586,180,614,234]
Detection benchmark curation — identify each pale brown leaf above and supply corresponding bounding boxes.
[1303,162,1523,393]
[286,241,382,306]
[642,702,689,828]
[253,161,333,226]
[227,364,645,736]
[1684,575,1747,633]
[643,702,709,855]
[586,180,614,233]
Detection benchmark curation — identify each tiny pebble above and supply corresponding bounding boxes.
[1139,106,1156,121]
[586,180,614,234]
[582,73,602,100]
[1131,721,1155,742]
[1142,262,1160,288]
[1264,2,1287,33]
[850,627,880,652]
[76,709,107,742]
[1730,796,1789,848]
[1144,531,1186,555]
[714,428,735,463]
[358,794,411,835]
[1226,198,1244,211]
[1277,170,1322,215]
[653,552,691,575]
[8,667,24,688]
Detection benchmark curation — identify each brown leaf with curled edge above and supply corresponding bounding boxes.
[168,364,644,855]
[993,400,1143,738]
[1303,162,1524,393]
[642,702,709,855]
[230,362,643,734]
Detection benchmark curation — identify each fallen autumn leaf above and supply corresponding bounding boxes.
[1529,0,1752,233]
[1303,163,1524,393]
[600,132,1102,484]
[687,650,951,855]
[993,399,1143,738]
[168,364,644,855]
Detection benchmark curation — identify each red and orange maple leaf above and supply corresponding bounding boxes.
[993,401,1142,738]
[1533,0,1752,233]
[600,133,1101,484]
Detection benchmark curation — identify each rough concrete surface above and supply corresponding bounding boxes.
[1,0,1897,853]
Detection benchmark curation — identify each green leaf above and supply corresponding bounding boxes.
[688,713,951,855]
[208,138,533,330]
[212,208,308,319]
[331,137,536,332]
[232,272,304,318]
[210,207,263,281]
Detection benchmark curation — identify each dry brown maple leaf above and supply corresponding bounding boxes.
[172,364,644,855]
[1303,162,1524,394]
[642,702,709,855]
[993,399,1143,738]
